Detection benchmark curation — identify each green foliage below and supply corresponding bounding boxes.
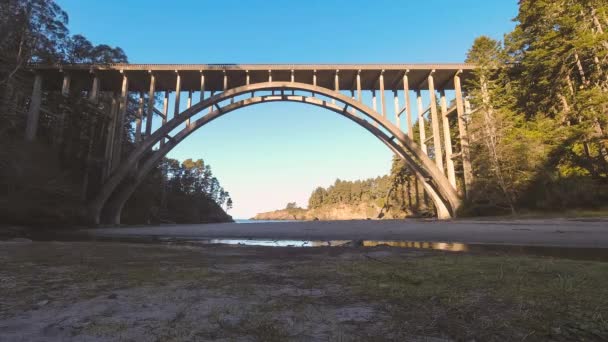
[285,202,298,210]
[123,158,232,224]
[305,156,434,218]
[461,0,608,215]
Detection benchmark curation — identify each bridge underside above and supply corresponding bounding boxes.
[22,63,476,224]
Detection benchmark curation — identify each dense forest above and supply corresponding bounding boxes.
[0,0,232,225]
[307,0,608,218]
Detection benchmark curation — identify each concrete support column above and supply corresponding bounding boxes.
[291,69,295,83]
[200,72,206,102]
[312,70,317,97]
[372,90,377,113]
[56,72,71,145]
[454,71,473,195]
[440,90,456,188]
[333,70,339,104]
[174,72,181,118]
[135,92,144,143]
[104,94,118,177]
[393,89,400,129]
[268,70,272,83]
[145,73,155,138]
[350,89,356,115]
[61,73,71,96]
[403,71,413,137]
[246,70,253,97]
[416,90,427,154]
[186,90,192,126]
[372,90,378,128]
[223,70,233,104]
[89,75,100,103]
[428,71,444,171]
[209,91,214,114]
[379,70,386,117]
[161,90,169,147]
[25,73,43,141]
[112,74,129,170]
[356,70,362,102]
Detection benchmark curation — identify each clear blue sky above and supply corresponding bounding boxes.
[57,0,518,218]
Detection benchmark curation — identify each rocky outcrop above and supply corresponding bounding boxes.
[252,203,412,221]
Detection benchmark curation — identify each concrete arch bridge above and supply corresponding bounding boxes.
[23,64,475,224]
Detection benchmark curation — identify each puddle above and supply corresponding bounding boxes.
[8,229,608,262]
[163,238,608,261]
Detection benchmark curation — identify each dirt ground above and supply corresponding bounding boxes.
[1,240,608,341]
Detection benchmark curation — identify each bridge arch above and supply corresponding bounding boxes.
[89,82,462,224]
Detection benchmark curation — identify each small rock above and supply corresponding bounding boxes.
[37,299,49,306]
[107,293,117,299]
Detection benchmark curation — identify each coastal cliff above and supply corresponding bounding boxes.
[252,203,412,221]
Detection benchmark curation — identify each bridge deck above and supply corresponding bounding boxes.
[29,63,475,93]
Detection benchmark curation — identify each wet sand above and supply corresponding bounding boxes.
[84,218,608,248]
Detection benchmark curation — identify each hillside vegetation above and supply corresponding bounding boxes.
[0,1,232,225]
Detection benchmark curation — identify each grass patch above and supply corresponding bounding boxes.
[322,254,608,340]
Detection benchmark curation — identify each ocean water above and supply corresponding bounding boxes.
[234,219,299,224]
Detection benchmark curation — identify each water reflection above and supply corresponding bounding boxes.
[362,240,468,252]
[184,238,608,261]
[200,239,468,251]
[208,239,351,247]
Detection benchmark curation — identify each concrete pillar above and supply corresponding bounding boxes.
[135,92,144,143]
[209,91,214,114]
[350,89,356,115]
[372,90,378,128]
[372,90,377,112]
[61,73,71,96]
[356,70,362,102]
[393,90,400,129]
[428,72,444,171]
[403,72,413,137]
[245,70,250,85]
[416,90,427,154]
[104,94,118,177]
[268,70,272,83]
[379,70,386,117]
[89,75,100,103]
[454,71,473,195]
[440,90,456,188]
[174,72,181,118]
[56,73,71,145]
[146,73,155,138]
[333,70,339,104]
[112,74,129,170]
[312,70,317,97]
[291,69,295,83]
[186,90,192,126]
[161,90,169,147]
[200,72,206,102]
[25,73,43,141]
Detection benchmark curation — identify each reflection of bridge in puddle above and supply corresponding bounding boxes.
[201,239,467,251]
[361,240,468,252]
[178,239,608,261]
